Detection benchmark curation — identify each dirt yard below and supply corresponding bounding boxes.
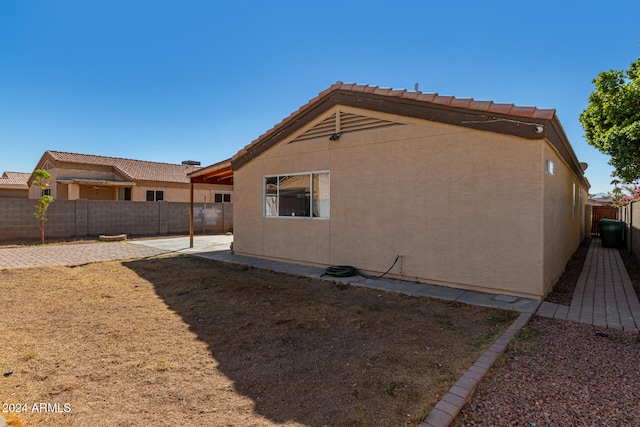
[1,254,517,426]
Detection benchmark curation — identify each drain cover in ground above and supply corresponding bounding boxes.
[492,294,519,303]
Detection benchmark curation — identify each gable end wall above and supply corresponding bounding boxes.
[234,106,548,299]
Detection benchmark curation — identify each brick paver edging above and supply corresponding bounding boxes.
[418,312,534,427]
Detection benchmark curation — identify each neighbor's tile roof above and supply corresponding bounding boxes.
[233,82,557,163]
[45,151,201,183]
[0,171,31,186]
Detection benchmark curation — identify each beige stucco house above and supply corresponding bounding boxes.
[0,171,30,198]
[230,83,590,300]
[28,150,233,203]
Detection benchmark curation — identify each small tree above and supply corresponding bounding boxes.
[579,57,640,183]
[33,169,54,244]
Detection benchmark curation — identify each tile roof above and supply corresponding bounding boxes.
[0,171,31,188]
[232,82,557,164]
[319,83,555,119]
[44,151,201,183]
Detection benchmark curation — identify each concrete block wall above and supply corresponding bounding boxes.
[621,202,640,257]
[0,198,232,243]
[0,199,41,241]
[168,203,190,233]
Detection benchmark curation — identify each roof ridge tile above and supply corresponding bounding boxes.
[449,98,473,108]
[400,91,421,100]
[531,108,556,119]
[488,103,516,114]
[468,100,493,110]
[416,93,438,102]
[433,95,455,105]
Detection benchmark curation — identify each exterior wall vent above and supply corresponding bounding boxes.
[291,111,405,143]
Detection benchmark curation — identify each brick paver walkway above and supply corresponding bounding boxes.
[0,241,166,270]
[536,238,640,332]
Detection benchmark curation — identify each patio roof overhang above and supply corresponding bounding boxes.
[188,159,233,186]
[188,158,233,248]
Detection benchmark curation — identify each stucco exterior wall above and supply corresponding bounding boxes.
[542,142,588,295]
[0,189,28,198]
[234,106,551,299]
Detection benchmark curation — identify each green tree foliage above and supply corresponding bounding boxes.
[33,169,54,244]
[580,57,640,183]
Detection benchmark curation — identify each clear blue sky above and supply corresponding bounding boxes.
[1,1,639,195]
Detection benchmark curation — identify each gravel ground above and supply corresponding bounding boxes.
[455,240,640,426]
[543,238,590,306]
[455,318,640,426]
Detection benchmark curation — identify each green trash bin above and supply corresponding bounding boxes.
[600,219,625,248]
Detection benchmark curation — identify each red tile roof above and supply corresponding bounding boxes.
[315,83,555,118]
[232,82,557,164]
[0,171,30,187]
[44,151,201,183]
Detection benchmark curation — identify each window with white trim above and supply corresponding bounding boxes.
[264,172,329,218]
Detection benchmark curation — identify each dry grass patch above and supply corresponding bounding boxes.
[1,255,516,426]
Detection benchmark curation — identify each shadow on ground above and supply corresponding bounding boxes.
[123,255,517,426]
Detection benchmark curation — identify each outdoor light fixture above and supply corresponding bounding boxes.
[329,132,341,141]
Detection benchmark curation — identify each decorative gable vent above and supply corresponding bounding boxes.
[291,111,405,143]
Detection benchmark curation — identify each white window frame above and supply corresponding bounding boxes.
[572,182,576,219]
[264,171,329,219]
[578,187,583,218]
[545,159,554,176]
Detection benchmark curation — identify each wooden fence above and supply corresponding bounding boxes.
[591,205,618,235]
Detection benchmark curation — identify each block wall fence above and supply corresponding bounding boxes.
[0,199,232,243]
[620,202,640,258]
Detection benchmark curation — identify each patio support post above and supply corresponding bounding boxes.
[189,182,194,248]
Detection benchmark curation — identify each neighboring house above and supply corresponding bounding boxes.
[28,150,233,203]
[0,171,30,198]
[588,195,613,206]
[229,83,590,300]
